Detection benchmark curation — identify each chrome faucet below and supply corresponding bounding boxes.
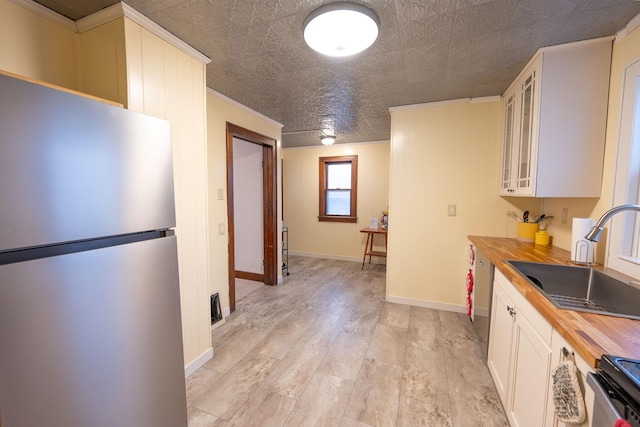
[585,204,640,242]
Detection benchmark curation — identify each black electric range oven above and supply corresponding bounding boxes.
[587,355,640,427]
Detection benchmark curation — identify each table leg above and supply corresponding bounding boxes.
[362,232,371,269]
[368,233,375,264]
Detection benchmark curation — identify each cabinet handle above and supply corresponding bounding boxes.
[506,305,516,316]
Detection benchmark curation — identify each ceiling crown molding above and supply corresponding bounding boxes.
[389,96,500,112]
[78,2,211,64]
[75,2,124,33]
[7,0,76,31]
[9,0,210,64]
[207,88,284,129]
[616,11,640,41]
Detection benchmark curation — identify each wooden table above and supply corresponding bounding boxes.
[360,228,387,269]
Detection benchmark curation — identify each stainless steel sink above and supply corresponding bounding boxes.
[507,260,640,320]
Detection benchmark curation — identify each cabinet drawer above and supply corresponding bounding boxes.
[494,269,553,345]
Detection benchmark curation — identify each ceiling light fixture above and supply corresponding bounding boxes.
[321,134,336,145]
[303,2,380,57]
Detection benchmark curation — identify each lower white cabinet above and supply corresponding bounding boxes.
[488,269,554,427]
[488,280,515,402]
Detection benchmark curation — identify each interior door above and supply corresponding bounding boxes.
[226,123,277,313]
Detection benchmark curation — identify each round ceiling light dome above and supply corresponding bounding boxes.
[303,2,380,57]
[321,134,336,145]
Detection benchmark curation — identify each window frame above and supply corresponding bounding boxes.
[607,56,640,278]
[318,155,358,223]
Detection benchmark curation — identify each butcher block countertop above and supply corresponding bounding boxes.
[469,236,640,368]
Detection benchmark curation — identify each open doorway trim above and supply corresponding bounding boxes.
[226,122,278,313]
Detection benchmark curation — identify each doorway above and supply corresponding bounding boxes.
[226,123,277,313]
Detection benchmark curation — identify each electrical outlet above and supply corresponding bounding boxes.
[217,188,224,200]
[448,205,456,216]
[561,208,568,224]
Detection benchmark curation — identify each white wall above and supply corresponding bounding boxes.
[233,137,264,275]
[206,89,283,315]
[121,16,211,374]
[387,98,507,311]
[0,0,78,89]
[282,141,391,261]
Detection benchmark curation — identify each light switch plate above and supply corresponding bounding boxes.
[448,205,456,216]
[218,223,225,235]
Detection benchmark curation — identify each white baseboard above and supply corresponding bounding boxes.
[184,347,213,378]
[210,318,226,331]
[474,306,489,318]
[289,251,386,265]
[222,307,231,318]
[387,295,467,314]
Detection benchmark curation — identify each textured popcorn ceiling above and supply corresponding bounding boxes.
[36,0,640,147]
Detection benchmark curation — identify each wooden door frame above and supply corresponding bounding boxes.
[226,123,277,313]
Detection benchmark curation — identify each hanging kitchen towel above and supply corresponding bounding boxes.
[552,349,586,424]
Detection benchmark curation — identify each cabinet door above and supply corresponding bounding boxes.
[514,67,537,195]
[508,310,552,427]
[487,283,514,405]
[500,90,517,195]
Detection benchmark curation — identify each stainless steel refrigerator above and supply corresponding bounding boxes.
[0,73,188,426]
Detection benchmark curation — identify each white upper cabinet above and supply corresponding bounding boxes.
[500,37,613,197]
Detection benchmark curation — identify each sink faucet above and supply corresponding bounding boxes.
[586,204,640,242]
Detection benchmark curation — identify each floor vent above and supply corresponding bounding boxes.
[210,293,222,325]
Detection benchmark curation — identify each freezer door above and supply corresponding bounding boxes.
[0,73,175,251]
[0,236,187,427]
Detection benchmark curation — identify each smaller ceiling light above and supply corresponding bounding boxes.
[321,134,336,145]
[303,2,380,57]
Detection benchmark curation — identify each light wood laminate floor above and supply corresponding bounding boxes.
[187,256,508,427]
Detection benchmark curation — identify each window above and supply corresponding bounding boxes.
[608,57,640,278]
[318,155,358,222]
